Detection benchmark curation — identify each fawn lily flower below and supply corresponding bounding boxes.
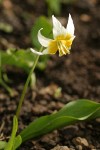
[31,14,75,56]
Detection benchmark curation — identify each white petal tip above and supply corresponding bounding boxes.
[69,13,71,18]
[30,48,43,55]
[39,28,43,31]
[67,14,75,35]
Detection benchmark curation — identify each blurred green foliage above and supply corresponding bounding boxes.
[0,16,52,93]
[0,0,3,4]
[46,0,61,16]
[1,49,36,73]
[0,23,13,33]
[46,0,77,15]
[1,16,52,73]
[1,49,48,72]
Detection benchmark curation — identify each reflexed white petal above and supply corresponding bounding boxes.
[38,29,52,47]
[52,15,66,38]
[30,48,43,55]
[66,14,75,35]
[30,48,48,55]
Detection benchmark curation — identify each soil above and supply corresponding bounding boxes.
[0,0,100,150]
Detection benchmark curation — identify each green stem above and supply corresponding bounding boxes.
[0,79,13,95]
[0,51,14,96]
[16,47,43,119]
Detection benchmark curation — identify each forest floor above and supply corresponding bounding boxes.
[0,0,100,149]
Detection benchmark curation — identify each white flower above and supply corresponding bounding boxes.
[31,14,75,57]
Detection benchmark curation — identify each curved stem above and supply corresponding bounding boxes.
[0,79,13,96]
[0,52,13,96]
[16,47,43,119]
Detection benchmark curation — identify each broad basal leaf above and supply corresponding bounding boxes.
[18,100,100,143]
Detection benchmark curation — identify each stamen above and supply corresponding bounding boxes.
[60,42,66,55]
[62,43,70,54]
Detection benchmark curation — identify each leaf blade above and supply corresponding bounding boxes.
[18,100,100,143]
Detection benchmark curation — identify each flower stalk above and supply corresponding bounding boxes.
[16,47,43,119]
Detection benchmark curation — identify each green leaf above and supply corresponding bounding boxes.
[18,100,100,143]
[0,134,22,150]
[0,49,49,93]
[0,51,14,96]
[1,49,48,72]
[1,49,34,73]
[4,116,19,150]
[13,135,22,150]
[31,16,52,49]
[0,141,7,150]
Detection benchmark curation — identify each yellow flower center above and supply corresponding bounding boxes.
[48,33,73,56]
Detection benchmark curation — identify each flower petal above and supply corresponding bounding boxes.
[38,28,52,47]
[48,40,58,54]
[66,14,75,35]
[52,15,66,38]
[30,48,43,55]
[30,48,48,55]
